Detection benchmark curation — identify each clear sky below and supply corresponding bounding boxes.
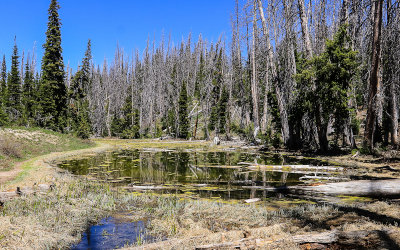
[0,0,234,72]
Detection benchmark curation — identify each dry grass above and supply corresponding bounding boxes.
[2,134,400,249]
[0,136,22,159]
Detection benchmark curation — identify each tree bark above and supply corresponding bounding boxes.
[251,5,260,132]
[256,0,291,147]
[298,0,313,59]
[365,0,383,150]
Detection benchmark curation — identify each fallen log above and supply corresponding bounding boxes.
[292,229,393,247]
[194,230,393,250]
[244,198,261,203]
[0,183,55,203]
[299,175,350,181]
[247,164,344,172]
[303,179,400,196]
[243,179,400,197]
[124,185,173,190]
[195,238,259,250]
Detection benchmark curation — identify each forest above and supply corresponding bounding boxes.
[0,0,399,154]
[2,0,400,249]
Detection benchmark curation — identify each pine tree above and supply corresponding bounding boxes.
[0,55,8,125]
[70,40,93,138]
[0,55,7,107]
[209,48,224,132]
[39,0,67,131]
[8,39,22,122]
[120,88,140,139]
[178,81,189,139]
[22,62,35,126]
[75,99,91,139]
[218,85,229,134]
[296,25,358,151]
[194,52,205,100]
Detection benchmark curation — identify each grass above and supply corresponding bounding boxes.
[0,127,93,171]
[1,132,400,249]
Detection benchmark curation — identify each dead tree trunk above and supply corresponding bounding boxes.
[251,5,260,132]
[365,0,384,150]
[298,0,313,59]
[256,0,291,147]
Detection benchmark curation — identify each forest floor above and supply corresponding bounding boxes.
[1,130,400,249]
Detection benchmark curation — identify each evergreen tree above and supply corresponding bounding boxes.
[0,55,8,125]
[296,25,358,151]
[194,52,205,100]
[0,55,7,107]
[39,0,67,131]
[69,41,93,138]
[8,39,22,122]
[75,99,91,139]
[178,81,189,139]
[70,40,92,101]
[209,48,224,132]
[217,85,229,134]
[22,62,35,126]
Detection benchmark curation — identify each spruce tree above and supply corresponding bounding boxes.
[70,40,93,138]
[0,55,8,125]
[296,25,358,151]
[178,81,189,139]
[8,39,22,122]
[22,62,35,126]
[217,85,229,134]
[194,53,205,100]
[209,48,223,132]
[0,55,7,106]
[39,0,67,131]
[119,88,140,139]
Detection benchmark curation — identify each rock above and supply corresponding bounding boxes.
[213,136,220,145]
[244,198,261,203]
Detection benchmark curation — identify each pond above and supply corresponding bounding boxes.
[58,149,345,200]
[71,216,153,250]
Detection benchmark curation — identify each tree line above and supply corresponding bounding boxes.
[0,0,399,153]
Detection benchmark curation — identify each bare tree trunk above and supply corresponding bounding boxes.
[340,0,350,25]
[390,80,398,146]
[298,0,313,59]
[256,0,291,147]
[251,4,260,132]
[365,0,383,150]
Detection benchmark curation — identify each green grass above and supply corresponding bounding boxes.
[0,127,94,171]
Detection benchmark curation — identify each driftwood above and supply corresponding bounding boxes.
[195,238,260,250]
[247,164,344,172]
[124,185,173,190]
[194,230,393,249]
[0,184,54,203]
[299,175,350,181]
[244,198,260,203]
[303,179,400,196]
[292,229,394,247]
[243,179,400,197]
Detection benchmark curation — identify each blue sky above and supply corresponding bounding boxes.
[0,0,234,71]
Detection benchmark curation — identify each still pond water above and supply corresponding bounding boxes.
[58,149,335,200]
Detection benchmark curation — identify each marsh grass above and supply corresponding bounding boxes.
[2,170,400,249]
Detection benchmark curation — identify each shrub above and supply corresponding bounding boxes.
[0,136,23,158]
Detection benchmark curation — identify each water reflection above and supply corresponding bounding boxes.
[59,150,323,200]
[71,217,151,250]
